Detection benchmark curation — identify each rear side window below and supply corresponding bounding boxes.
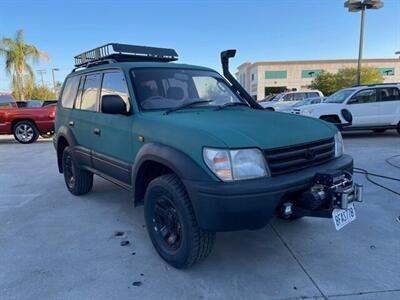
[293,93,305,101]
[307,92,319,98]
[80,74,101,111]
[61,76,80,108]
[378,87,400,102]
[100,72,130,111]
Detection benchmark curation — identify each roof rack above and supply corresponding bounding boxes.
[351,82,400,88]
[74,43,178,68]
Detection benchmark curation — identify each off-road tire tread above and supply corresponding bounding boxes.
[62,147,93,195]
[153,174,215,268]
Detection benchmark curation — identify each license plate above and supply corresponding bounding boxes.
[332,203,356,231]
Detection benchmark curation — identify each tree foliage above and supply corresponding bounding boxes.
[310,67,384,96]
[12,81,56,100]
[0,29,49,100]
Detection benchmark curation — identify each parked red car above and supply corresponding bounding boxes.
[0,97,56,143]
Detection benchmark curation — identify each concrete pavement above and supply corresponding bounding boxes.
[0,131,399,300]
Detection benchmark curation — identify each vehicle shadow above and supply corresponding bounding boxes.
[0,135,53,145]
[342,130,398,139]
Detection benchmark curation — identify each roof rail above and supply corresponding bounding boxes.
[74,43,178,68]
[351,82,400,88]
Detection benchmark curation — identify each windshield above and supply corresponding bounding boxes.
[131,68,243,110]
[325,89,355,103]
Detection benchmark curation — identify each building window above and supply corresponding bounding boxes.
[301,69,322,78]
[379,68,395,76]
[240,73,246,85]
[265,71,287,79]
[251,74,255,81]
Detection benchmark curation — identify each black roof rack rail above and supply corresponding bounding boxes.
[74,43,178,68]
[352,82,400,87]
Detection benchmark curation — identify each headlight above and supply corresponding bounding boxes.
[203,148,270,181]
[301,108,314,116]
[334,132,344,157]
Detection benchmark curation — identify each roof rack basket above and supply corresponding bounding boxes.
[74,43,178,68]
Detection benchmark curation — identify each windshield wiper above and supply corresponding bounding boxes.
[214,102,249,110]
[164,100,213,115]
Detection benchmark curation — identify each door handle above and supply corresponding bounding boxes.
[93,128,101,136]
[68,121,74,127]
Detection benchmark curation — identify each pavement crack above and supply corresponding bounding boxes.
[327,288,400,298]
[270,223,328,300]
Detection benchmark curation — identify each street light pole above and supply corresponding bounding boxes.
[344,0,384,85]
[356,6,365,85]
[51,68,59,92]
[37,70,46,87]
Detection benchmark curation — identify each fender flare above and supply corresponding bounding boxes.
[55,126,78,172]
[132,142,212,183]
[131,143,213,204]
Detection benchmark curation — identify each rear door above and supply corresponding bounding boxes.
[70,73,101,167]
[377,87,400,125]
[345,88,380,126]
[91,70,134,185]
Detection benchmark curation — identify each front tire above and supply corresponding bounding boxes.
[13,120,39,144]
[62,147,93,195]
[397,122,400,135]
[144,174,215,269]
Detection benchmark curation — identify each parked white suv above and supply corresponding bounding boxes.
[297,84,400,134]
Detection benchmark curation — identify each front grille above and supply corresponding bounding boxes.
[264,138,335,175]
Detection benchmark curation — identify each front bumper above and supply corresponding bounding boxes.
[183,154,353,232]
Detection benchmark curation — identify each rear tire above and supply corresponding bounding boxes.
[397,122,400,135]
[144,174,215,269]
[13,120,39,144]
[62,146,93,195]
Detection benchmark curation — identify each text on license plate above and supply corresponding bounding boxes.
[332,203,356,231]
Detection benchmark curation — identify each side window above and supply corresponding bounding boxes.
[293,93,305,101]
[378,88,400,102]
[349,89,377,104]
[80,74,101,111]
[283,94,294,101]
[307,92,319,98]
[61,76,80,108]
[101,72,130,112]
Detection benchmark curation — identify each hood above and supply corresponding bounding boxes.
[139,107,336,150]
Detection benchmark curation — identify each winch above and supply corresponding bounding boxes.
[281,170,363,218]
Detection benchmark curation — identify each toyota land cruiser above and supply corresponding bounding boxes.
[54,44,363,268]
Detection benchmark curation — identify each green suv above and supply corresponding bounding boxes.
[54,44,362,268]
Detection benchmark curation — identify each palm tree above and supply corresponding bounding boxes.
[0,29,49,100]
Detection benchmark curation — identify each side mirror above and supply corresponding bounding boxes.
[101,95,128,115]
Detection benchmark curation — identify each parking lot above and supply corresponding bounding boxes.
[0,131,399,300]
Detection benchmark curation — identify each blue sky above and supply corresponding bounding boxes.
[0,0,399,91]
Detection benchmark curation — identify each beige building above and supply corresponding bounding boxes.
[236,58,400,100]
